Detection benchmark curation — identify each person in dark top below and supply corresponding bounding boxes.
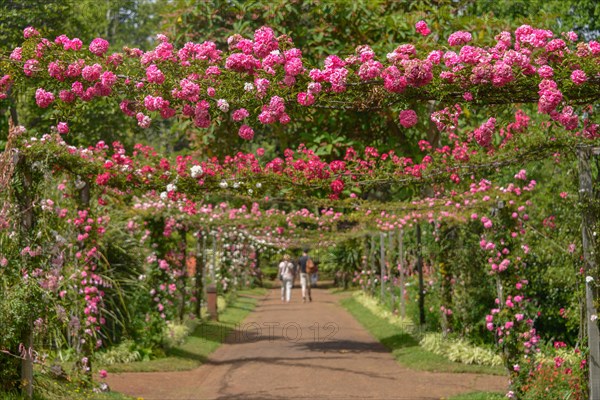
[297,249,312,302]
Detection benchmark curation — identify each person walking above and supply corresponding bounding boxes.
[278,254,295,303]
[297,249,315,302]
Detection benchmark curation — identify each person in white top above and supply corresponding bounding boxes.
[278,254,295,303]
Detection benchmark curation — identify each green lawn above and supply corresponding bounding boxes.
[339,296,506,376]
[104,287,266,373]
[446,392,505,400]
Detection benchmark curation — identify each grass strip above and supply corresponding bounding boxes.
[446,392,505,400]
[339,296,506,376]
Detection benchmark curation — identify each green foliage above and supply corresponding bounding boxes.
[420,333,503,367]
[324,237,363,288]
[448,393,505,400]
[94,341,141,366]
[104,291,263,373]
[340,294,505,375]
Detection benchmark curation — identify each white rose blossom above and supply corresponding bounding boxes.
[166,183,177,192]
[190,165,204,178]
[217,99,229,112]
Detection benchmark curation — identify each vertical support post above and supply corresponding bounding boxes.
[206,284,218,321]
[369,234,376,295]
[388,231,395,310]
[398,229,406,319]
[194,231,204,318]
[16,153,34,399]
[416,224,426,327]
[178,227,188,323]
[362,235,368,291]
[78,180,93,380]
[211,232,217,282]
[202,233,207,298]
[579,145,600,400]
[380,232,386,301]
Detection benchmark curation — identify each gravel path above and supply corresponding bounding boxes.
[107,287,507,399]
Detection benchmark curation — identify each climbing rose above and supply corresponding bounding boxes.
[190,165,204,178]
[217,99,229,112]
[35,88,55,108]
[23,27,40,39]
[571,70,587,85]
[238,124,254,140]
[473,117,496,148]
[136,112,151,128]
[232,108,249,121]
[89,38,109,56]
[514,169,527,180]
[415,21,431,36]
[537,65,554,78]
[146,64,165,84]
[330,179,344,194]
[56,122,69,134]
[448,31,472,46]
[297,92,315,106]
[399,110,418,128]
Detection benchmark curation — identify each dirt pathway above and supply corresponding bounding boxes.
[107,288,507,399]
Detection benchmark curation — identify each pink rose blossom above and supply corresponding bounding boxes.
[57,122,69,134]
[415,21,431,36]
[23,26,40,39]
[399,110,418,128]
[448,31,472,46]
[330,179,345,194]
[571,69,587,85]
[232,108,249,121]
[35,88,55,108]
[89,38,109,56]
[238,124,254,140]
[297,92,315,106]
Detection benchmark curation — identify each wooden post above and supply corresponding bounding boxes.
[388,231,395,310]
[211,232,217,282]
[178,228,188,323]
[194,231,204,318]
[369,234,376,295]
[16,154,34,399]
[362,235,368,291]
[578,145,600,400]
[416,224,426,326]
[398,229,406,319]
[202,233,207,300]
[206,284,218,321]
[380,232,386,301]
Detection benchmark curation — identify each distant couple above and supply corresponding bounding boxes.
[279,249,317,303]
